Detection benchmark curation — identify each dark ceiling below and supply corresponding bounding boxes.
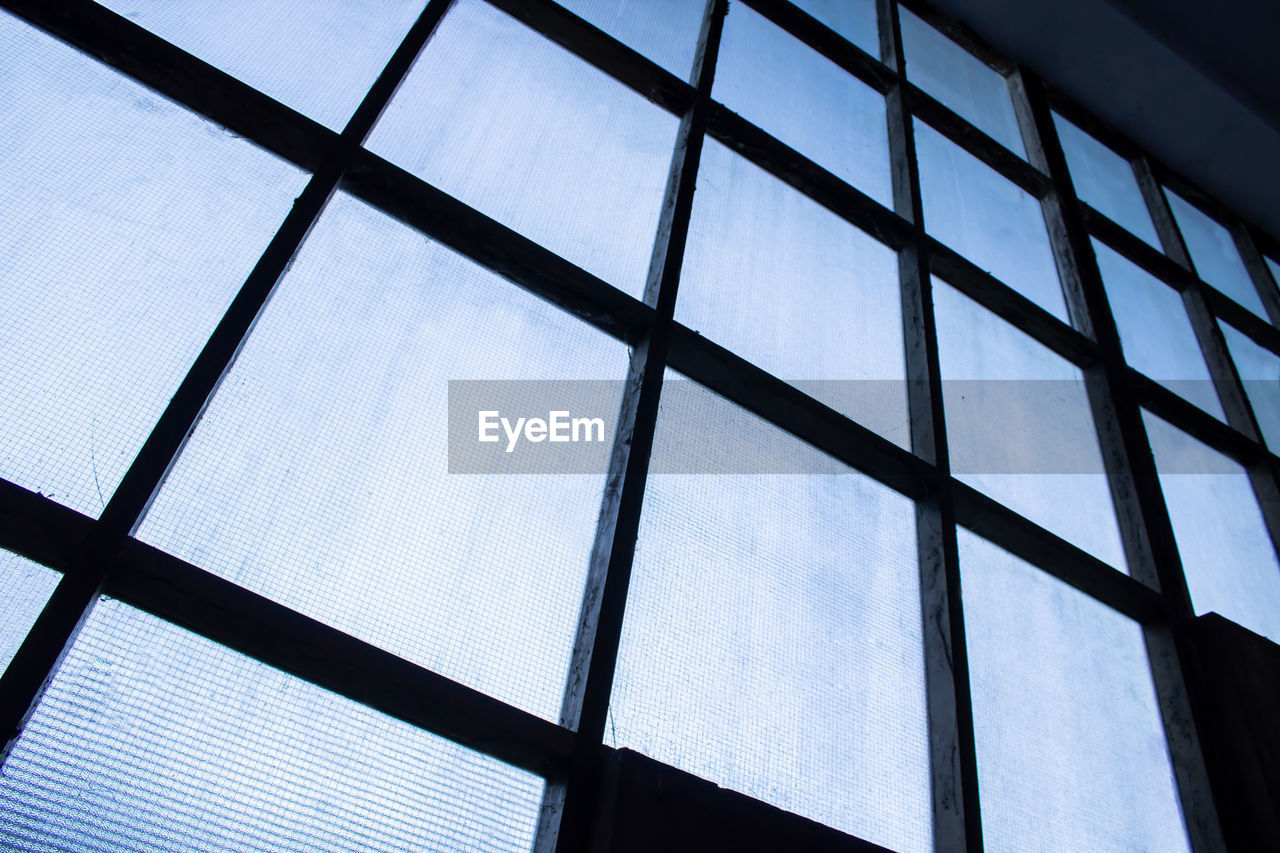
[930,0,1280,241]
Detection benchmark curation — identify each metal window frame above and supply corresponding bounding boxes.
[0,0,1276,851]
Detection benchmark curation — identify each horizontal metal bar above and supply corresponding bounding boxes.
[1131,371,1276,468]
[107,539,577,778]
[0,480,93,574]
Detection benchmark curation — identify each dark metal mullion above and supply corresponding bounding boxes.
[542,2,726,851]
[1231,224,1280,332]
[0,0,456,766]
[1013,66,1227,853]
[881,2,977,850]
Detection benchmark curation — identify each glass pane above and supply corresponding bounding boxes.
[933,279,1128,569]
[899,7,1023,156]
[1219,321,1280,448]
[0,599,543,852]
[1093,239,1224,418]
[556,0,705,80]
[0,13,308,519]
[959,530,1191,853]
[0,551,60,677]
[139,193,630,722]
[677,140,908,447]
[713,0,892,207]
[609,376,932,853]
[1165,190,1267,319]
[916,121,1067,320]
[1054,112,1159,247]
[790,0,879,57]
[1267,256,1280,293]
[94,0,424,131]
[1144,411,1280,644]
[366,0,678,299]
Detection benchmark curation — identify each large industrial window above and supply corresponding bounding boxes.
[2,0,1278,851]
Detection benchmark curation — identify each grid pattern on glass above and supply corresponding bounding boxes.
[1053,112,1159,247]
[1218,321,1280,448]
[365,0,678,299]
[0,551,60,678]
[958,529,1191,853]
[608,374,932,853]
[712,0,892,207]
[1093,239,1224,419]
[933,279,1128,569]
[1165,189,1268,319]
[93,0,424,131]
[0,12,308,519]
[555,0,705,81]
[1143,410,1280,645]
[789,0,879,57]
[138,192,630,723]
[915,120,1067,320]
[898,7,1024,157]
[676,139,908,447]
[0,598,543,852]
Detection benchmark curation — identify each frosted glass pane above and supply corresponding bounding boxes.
[677,140,908,447]
[1094,239,1224,418]
[94,0,424,130]
[916,120,1067,320]
[556,0,704,80]
[959,530,1191,853]
[933,280,1128,568]
[366,0,678,298]
[790,0,879,56]
[1144,411,1280,644]
[899,8,1023,156]
[713,1,892,207]
[1166,190,1267,318]
[139,193,630,722]
[1054,112,1159,247]
[0,599,543,852]
[610,376,932,853]
[0,13,308,519]
[1219,321,1280,448]
[0,551,60,677]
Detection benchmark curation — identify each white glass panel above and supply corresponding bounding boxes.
[610,375,932,853]
[0,551,60,677]
[556,0,704,80]
[960,530,1191,853]
[366,0,679,298]
[1054,112,1159,247]
[1166,190,1267,318]
[0,599,543,852]
[1219,321,1280,448]
[790,0,879,56]
[139,193,630,722]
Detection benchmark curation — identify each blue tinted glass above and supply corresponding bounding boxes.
[713,1,892,207]
[0,551,59,678]
[1218,321,1280,449]
[1165,190,1267,318]
[556,0,705,80]
[790,0,879,56]
[1054,113,1159,247]
[916,121,1067,320]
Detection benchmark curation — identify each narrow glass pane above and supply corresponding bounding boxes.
[917,121,1067,320]
[677,140,908,447]
[0,551,60,677]
[1054,112,1159,247]
[366,0,678,298]
[1267,256,1280,293]
[959,530,1191,853]
[0,599,543,852]
[1144,411,1280,644]
[1165,190,1267,318]
[1219,321,1280,448]
[609,376,932,853]
[1093,239,1224,418]
[0,13,308,519]
[933,280,1128,569]
[139,193,630,722]
[556,0,705,80]
[899,7,1024,156]
[790,0,879,57]
[713,1,892,207]
[94,0,424,130]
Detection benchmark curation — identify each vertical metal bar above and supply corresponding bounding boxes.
[1012,66,1226,853]
[879,2,975,850]
[0,0,456,765]
[541,2,726,850]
